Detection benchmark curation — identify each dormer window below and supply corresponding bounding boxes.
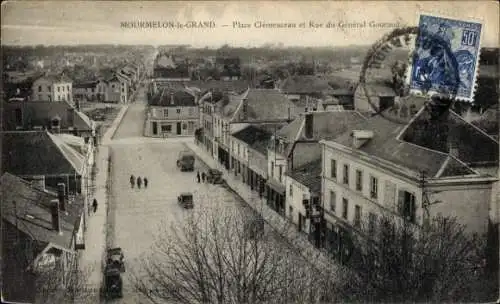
[51,116,61,128]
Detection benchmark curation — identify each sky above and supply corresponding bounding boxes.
[1,1,498,48]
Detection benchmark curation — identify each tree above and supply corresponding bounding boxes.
[339,215,495,303]
[35,261,94,303]
[130,206,341,304]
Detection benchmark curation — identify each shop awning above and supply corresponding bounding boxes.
[266,179,286,194]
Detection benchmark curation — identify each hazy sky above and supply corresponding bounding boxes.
[1,1,498,47]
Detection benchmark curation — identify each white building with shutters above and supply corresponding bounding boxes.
[318,106,498,262]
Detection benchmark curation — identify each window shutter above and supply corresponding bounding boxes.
[397,190,405,215]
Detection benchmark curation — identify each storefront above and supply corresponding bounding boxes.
[266,179,286,216]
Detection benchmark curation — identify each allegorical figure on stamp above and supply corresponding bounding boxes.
[409,15,482,101]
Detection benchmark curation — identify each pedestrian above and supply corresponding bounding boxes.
[144,177,148,188]
[130,174,135,188]
[137,176,142,189]
[196,171,201,183]
[92,198,98,213]
[201,171,206,183]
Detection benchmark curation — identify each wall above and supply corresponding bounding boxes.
[150,105,199,120]
[285,175,311,233]
[32,78,52,101]
[248,148,267,177]
[267,149,288,185]
[322,143,423,232]
[291,142,321,170]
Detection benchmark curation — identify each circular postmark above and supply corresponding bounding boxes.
[359,26,460,125]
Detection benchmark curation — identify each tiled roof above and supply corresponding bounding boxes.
[231,89,304,122]
[0,173,80,250]
[149,88,196,107]
[288,158,322,193]
[73,81,98,89]
[331,109,476,177]
[184,80,250,95]
[232,123,285,155]
[401,108,499,168]
[280,75,334,94]
[3,100,93,131]
[2,131,85,176]
[34,74,72,84]
[218,93,243,119]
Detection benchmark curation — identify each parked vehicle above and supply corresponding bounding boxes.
[104,267,123,299]
[107,247,125,272]
[178,192,194,209]
[176,151,195,171]
[206,169,224,184]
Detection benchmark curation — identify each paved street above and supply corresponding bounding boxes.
[107,98,257,303]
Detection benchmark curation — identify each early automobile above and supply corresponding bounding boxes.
[206,168,224,184]
[178,192,194,209]
[176,151,195,171]
[104,267,123,299]
[106,247,125,272]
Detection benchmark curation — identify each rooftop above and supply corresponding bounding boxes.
[232,123,286,155]
[280,75,335,95]
[287,158,322,193]
[149,88,197,107]
[2,131,85,176]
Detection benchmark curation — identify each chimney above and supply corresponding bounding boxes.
[57,183,66,212]
[304,113,314,139]
[50,199,61,233]
[448,139,459,158]
[31,175,46,191]
[352,130,374,148]
[67,108,75,126]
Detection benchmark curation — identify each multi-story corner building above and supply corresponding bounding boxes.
[319,105,498,264]
[145,88,199,137]
[268,110,366,216]
[32,74,73,103]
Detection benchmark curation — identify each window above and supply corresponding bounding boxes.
[398,190,416,223]
[342,198,348,219]
[289,184,293,197]
[342,164,349,185]
[370,176,378,199]
[329,191,336,213]
[176,108,181,114]
[232,141,235,152]
[289,206,293,220]
[189,108,194,116]
[57,86,60,92]
[355,170,363,191]
[112,84,115,89]
[67,93,70,101]
[38,85,42,92]
[163,109,168,117]
[237,143,240,155]
[47,86,51,91]
[161,125,172,132]
[278,165,283,183]
[38,94,42,100]
[122,87,125,93]
[14,108,22,126]
[271,161,274,178]
[67,85,69,91]
[330,159,337,179]
[182,123,187,130]
[354,205,362,227]
[368,213,377,235]
[57,95,61,101]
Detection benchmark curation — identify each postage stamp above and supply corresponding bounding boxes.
[408,14,483,102]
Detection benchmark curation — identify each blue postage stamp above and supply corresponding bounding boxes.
[408,14,483,101]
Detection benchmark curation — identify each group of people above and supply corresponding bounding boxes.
[196,171,207,183]
[130,174,149,189]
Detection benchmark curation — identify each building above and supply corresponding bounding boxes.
[319,105,498,264]
[31,74,73,103]
[1,173,85,303]
[3,99,95,140]
[73,80,99,102]
[285,158,323,245]
[279,75,337,104]
[145,88,199,137]
[105,74,128,103]
[353,81,397,114]
[153,53,190,81]
[230,124,286,196]
[2,131,92,227]
[267,111,366,216]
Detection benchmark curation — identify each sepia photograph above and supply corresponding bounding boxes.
[1,1,499,303]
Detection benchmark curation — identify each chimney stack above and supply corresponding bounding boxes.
[304,113,314,139]
[57,183,66,212]
[31,175,46,191]
[67,108,75,126]
[50,199,61,233]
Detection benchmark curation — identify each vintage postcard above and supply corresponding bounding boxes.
[1,1,499,304]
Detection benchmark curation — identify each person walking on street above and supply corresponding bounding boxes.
[144,177,148,188]
[92,198,98,213]
[137,176,142,189]
[130,174,135,188]
[201,171,206,183]
[196,171,201,183]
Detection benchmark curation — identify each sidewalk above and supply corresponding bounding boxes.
[185,140,347,277]
[76,105,129,303]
